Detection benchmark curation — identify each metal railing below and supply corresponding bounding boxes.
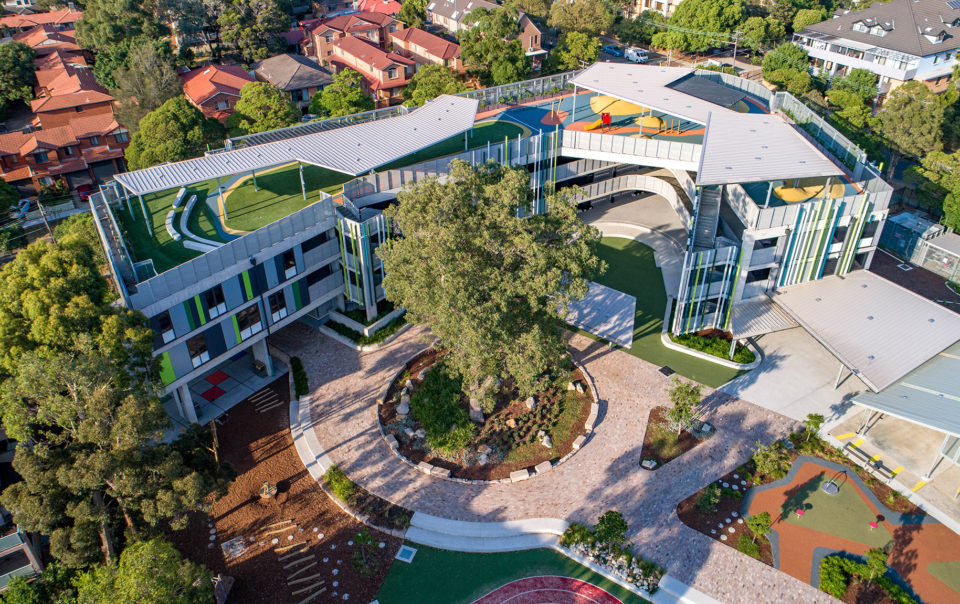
[560,130,702,166]
[568,173,692,229]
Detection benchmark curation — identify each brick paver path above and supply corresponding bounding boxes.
[270,324,833,603]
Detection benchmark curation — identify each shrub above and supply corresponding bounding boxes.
[818,556,917,603]
[745,511,772,543]
[290,356,309,397]
[736,534,760,558]
[752,441,792,480]
[695,484,721,513]
[664,377,703,435]
[326,314,407,346]
[668,332,755,364]
[324,464,357,502]
[594,511,629,548]
[409,362,475,454]
[560,522,594,547]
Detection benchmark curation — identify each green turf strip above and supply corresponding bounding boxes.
[376,545,647,604]
[927,560,960,596]
[589,237,742,388]
[782,473,892,549]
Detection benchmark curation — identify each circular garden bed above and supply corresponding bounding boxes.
[378,347,594,481]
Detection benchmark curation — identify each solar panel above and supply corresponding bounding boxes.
[947,0,960,10]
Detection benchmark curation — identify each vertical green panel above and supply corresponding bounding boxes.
[158,352,176,385]
[242,271,253,300]
[292,282,303,310]
[232,315,241,343]
[194,295,206,325]
[184,301,196,330]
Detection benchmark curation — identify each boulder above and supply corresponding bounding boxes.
[477,444,493,455]
[417,369,427,380]
[505,418,517,429]
[536,429,546,440]
[477,453,489,465]
[567,382,577,391]
[541,434,553,448]
[525,396,536,410]
[415,428,426,439]
[405,379,414,390]
[575,381,585,394]
[396,394,410,417]
[641,459,657,470]
[403,427,415,439]
[468,398,484,423]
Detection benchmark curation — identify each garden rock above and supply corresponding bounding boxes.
[468,398,484,423]
[417,370,427,380]
[506,418,517,429]
[477,444,492,455]
[525,396,536,410]
[415,428,426,439]
[405,379,413,390]
[397,393,411,416]
[477,453,489,465]
[403,427,415,439]
[641,459,657,470]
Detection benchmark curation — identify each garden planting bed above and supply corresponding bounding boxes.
[378,347,594,481]
[168,378,402,604]
[638,406,708,469]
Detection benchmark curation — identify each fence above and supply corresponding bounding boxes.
[560,130,702,167]
[570,173,692,228]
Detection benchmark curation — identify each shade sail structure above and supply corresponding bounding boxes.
[696,112,843,186]
[770,270,960,392]
[114,95,479,196]
[852,342,960,439]
[565,281,637,348]
[730,297,797,339]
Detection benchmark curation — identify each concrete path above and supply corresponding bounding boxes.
[271,324,831,603]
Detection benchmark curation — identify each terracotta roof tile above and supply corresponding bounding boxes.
[390,27,460,60]
[309,11,396,36]
[70,114,120,137]
[31,90,114,112]
[353,0,402,15]
[332,36,414,71]
[181,64,255,106]
[0,8,82,30]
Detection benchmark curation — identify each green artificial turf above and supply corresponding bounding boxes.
[378,120,526,170]
[376,545,648,604]
[927,560,960,595]
[223,163,353,233]
[589,237,742,388]
[782,473,893,549]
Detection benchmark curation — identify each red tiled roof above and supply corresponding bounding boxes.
[31,90,115,112]
[47,157,87,175]
[0,8,82,29]
[0,132,30,156]
[390,27,460,60]
[353,0,402,15]
[181,64,255,106]
[310,11,396,36]
[18,125,78,155]
[13,24,80,54]
[33,49,87,71]
[2,165,34,183]
[38,64,106,97]
[70,114,121,138]
[332,36,414,71]
[328,57,410,91]
[81,146,124,163]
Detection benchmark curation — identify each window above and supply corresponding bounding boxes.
[63,146,74,156]
[89,136,99,145]
[388,68,398,79]
[204,285,227,319]
[935,53,942,64]
[269,292,288,322]
[282,250,297,279]
[852,22,868,33]
[214,100,229,111]
[302,231,331,253]
[115,131,129,143]
[306,263,334,286]
[187,334,210,368]
[35,151,48,163]
[157,311,176,344]
[325,33,333,42]
[389,25,397,33]
[74,106,83,112]
[236,305,263,340]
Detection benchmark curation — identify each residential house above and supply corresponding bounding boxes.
[0,6,80,33]
[390,26,463,71]
[12,23,81,58]
[516,12,546,70]
[31,59,114,129]
[328,36,415,106]
[426,0,547,69]
[309,11,404,64]
[2,0,38,16]
[181,64,256,122]
[624,0,681,20]
[794,0,960,95]
[311,0,354,17]
[254,54,333,110]
[353,0,402,16]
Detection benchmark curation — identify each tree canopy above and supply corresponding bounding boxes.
[503,0,551,19]
[652,0,745,52]
[75,0,168,52]
[309,69,374,117]
[830,68,878,104]
[792,7,827,32]
[217,0,289,64]
[226,81,301,135]
[739,16,785,51]
[547,0,615,37]
[377,161,605,399]
[877,81,945,177]
[460,8,529,86]
[904,151,960,229]
[403,64,466,107]
[550,31,601,72]
[109,42,182,131]
[0,43,37,118]
[124,97,226,170]
[397,0,427,28]
[762,43,814,95]
[615,11,667,47]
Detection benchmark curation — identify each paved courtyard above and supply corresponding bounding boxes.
[271,325,832,602]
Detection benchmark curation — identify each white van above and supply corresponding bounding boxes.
[625,47,649,63]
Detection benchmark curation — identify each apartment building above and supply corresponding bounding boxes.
[181,64,256,122]
[390,26,463,71]
[426,0,547,69]
[624,0,681,19]
[308,11,404,64]
[328,36,415,106]
[794,0,959,94]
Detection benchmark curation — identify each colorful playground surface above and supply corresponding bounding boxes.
[740,177,862,209]
[375,545,646,603]
[744,455,960,603]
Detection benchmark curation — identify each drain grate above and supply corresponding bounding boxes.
[658,366,675,377]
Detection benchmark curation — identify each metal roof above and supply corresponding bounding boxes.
[114,95,479,196]
[770,270,960,392]
[696,112,843,186]
[730,296,798,339]
[852,342,960,439]
[926,232,960,257]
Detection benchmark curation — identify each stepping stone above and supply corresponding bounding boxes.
[288,534,294,540]
[323,557,329,563]
[733,474,739,479]
[717,523,724,528]
[313,527,319,532]
[725,518,732,524]
[209,535,216,541]
[348,540,354,546]
[741,480,747,486]
[728,527,735,533]
[710,529,716,534]
[318,533,325,539]
[271,538,279,544]
[720,535,727,541]
[332,569,339,576]
[731,512,738,517]
[722,482,729,488]
[732,485,739,491]
[208,543,215,548]
[209,528,216,534]
[343,595,349,601]
[331,544,337,549]
[737,519,744,524]
[333,581,339,587]
[379,542,385,548]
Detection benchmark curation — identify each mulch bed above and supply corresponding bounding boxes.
[843,581,898,604]
[676,467,774,567]
[168,376,402,604]
[378,348,593,481]
[638,406,703,469]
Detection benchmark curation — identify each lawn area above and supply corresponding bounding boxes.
[378,120,526,170]
[782,473,893,549]
[591,237,741,388]
[928,560,960,594]
[376,545,647,604]
[223,162,353,233]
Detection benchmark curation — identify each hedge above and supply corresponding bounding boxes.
[818,555,917,603]
[291,356,309,397]
[669,332,756,364]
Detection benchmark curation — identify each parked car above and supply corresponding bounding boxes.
[625,47,649,63]
[602,44,623,57]
[76,184,94,201]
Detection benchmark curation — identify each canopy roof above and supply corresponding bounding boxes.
[114,95,479,196]
[770,270,960,392]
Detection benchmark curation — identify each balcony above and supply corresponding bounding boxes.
[796,39,916,82]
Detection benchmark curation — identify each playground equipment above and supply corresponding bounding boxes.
[773,181,848,203]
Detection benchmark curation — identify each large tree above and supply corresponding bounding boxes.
[403,64,466,107]
[792,7,827,32]
[460,8,530,86]
[877,81,944,178]
[904,151,960,228]
[226,81,301,135]
[0,43,37,118]
[739,16,785,51]
[761,42,813,95]
[75,0,168,52]
[503,0,551,19]
[652,0,745,52]
[547,0,615,37]
[549,31,600,72]
[831,68,878,104]
[309,69,374,117]
[124,97,225,170]
[397,0,427,28]
[377,161,605,400]
[615,10,667,47]
[110,42,182,131]
[217,0,288,64]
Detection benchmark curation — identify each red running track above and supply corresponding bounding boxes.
[472,575,624,604]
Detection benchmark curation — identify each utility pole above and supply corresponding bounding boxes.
[37,199,56,245]
[732,30,741,70]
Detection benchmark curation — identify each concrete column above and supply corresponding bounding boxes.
[252,170,258,192]
[571,85,577,122]
[251,338,274,377]
[298,161,307,200]
[137,194,153,236]
[177,385,199,424]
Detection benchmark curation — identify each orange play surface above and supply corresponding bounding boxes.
[747,459,960,603]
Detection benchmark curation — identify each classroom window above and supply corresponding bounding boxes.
[236,305,263,340]
[269,292,288,322]
[204,285,227,319]
[282,250,298,279]
[157,310,176,344]
[187,334,210,368]
[306,263,334,286]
